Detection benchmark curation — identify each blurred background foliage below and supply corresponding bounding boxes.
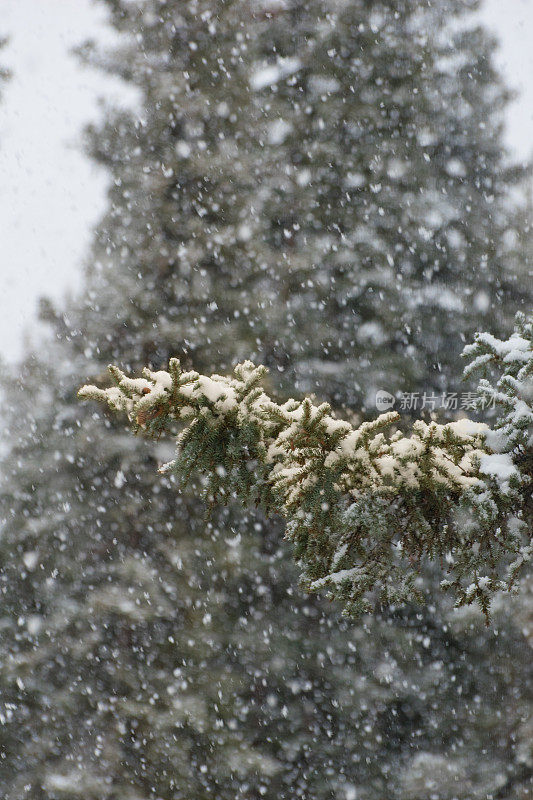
[0,2,532,798]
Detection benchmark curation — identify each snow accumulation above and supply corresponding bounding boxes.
[310,567,360,591]
[463,331,533,367]
[479,452,518,492]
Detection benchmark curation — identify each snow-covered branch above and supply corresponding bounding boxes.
[80,316,532,620]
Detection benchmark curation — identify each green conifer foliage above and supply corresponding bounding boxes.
[81,315,533,621]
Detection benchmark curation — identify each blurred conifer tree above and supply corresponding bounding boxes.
[0,3,531,798]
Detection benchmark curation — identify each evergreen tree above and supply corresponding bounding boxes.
[214,0,530,409]
[74,0,530,408]
[1,2,532,799]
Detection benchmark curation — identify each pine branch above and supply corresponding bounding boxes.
[79,317,532,620]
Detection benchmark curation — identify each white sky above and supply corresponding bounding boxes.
[0,0,532,362]
[0,0,133,362]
